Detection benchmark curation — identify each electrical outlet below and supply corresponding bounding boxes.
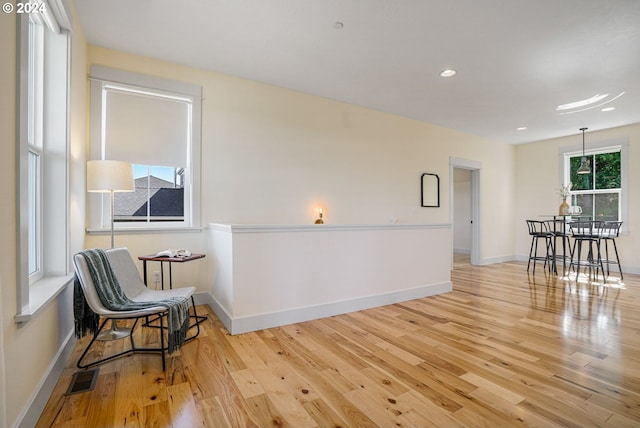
[153,271,161,282]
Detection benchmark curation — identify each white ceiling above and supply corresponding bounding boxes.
[74,0,640,145]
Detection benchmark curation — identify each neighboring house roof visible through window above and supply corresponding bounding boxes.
[115,176,184,217]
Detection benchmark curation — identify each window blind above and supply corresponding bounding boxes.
[102,86,189,168]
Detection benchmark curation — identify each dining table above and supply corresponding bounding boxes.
[538,214,592,276]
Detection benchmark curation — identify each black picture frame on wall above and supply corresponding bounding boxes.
[421,173,440,207]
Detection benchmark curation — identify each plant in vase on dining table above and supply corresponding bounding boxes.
[558,182,572,215]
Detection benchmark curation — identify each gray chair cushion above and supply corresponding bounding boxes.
[73,247,195,318]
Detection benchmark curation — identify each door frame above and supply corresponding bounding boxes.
[450,157,481,265]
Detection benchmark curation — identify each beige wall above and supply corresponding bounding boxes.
[1,4,635,424]
[3,12,517,425]
[0,9,15,428]
[0,1,87,426]
[515,124,640,273]
[86,47,518,289]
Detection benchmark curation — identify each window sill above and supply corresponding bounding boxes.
[14,274,74,323]
[87,226,203,235]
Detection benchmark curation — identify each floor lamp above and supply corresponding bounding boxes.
[87,160,134,340]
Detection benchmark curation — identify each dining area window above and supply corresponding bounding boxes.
[563,145,624,223]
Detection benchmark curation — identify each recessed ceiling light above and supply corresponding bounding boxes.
[516,127,528,131]
[601,107,615,112]
[332,21,344,29]
[440,69,457,78]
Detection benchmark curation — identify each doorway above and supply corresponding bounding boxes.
[450,157,481,266]
[453,168,472,267]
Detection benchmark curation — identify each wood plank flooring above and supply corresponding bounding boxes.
[453,252,470,269]
[37,261,640,427]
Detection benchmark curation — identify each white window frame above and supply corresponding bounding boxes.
[27,148,43,281]
[27,18,44,283]
[88,66,202,232]
[16,5,73,323]
[559,137,628,233]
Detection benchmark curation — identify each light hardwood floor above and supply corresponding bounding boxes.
[453,252,470,269]
[38,262,640,427]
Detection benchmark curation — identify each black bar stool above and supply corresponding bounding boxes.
[544,218,573,276]
[568,220,605,280]
[598,221,623,279]
[526,220,553,274]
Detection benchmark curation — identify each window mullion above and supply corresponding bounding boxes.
[147,168,151,222]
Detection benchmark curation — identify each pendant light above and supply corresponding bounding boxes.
[577,127,591,174]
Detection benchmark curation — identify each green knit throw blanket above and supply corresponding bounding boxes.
[80,249,190,354]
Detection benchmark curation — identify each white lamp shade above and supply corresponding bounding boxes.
[87,160,134,193]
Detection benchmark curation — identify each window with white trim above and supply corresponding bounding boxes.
[561,140,628,226]
[16,2,72,322]
[88,67,202,231]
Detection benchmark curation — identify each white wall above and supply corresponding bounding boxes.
[515,124,640,273]
[208,223,452,334]
[85,46,518,290]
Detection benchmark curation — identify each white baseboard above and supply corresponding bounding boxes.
[16,331,76,428]
[478,255,516,265]
[623,266,640,275]
[192,291,214,307]
[207,282,452,335]
[193,291,233,327]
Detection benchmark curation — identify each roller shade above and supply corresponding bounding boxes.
[103,87,189,167]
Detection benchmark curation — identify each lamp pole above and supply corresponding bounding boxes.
[86,160,134,340]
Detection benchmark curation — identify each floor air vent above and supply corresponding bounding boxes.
[66,368,99,395]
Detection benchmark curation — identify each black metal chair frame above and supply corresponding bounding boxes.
[526,220,553,275]
[568,220,605,281]
[73,248,203,371]
[598,221,623,279]
[76,296,202,371]
[544,219,574,276]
